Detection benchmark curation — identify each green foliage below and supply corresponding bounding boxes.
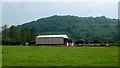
[2,25,37,45]
[2,46,118,66]
[18,15,118,42]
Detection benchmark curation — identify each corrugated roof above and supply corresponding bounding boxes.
[36,35,68,38]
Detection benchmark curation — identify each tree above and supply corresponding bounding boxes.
[1,25,9,39]
[1,24,8,31]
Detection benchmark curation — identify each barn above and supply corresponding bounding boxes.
[75,37,109,47]
[36,35,68,46]
[85,37,109,46]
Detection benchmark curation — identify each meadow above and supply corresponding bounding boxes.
[2,46,118,66]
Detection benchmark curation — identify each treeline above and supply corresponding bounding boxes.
[2,25,37,45]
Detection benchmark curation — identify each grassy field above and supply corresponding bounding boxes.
[2,46,118,66]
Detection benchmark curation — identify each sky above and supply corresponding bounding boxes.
[1,1,119,26]
[1,0,119,2]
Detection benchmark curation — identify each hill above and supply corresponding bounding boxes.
[18,15,118,42]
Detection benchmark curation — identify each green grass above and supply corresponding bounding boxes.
[2,46,118,66]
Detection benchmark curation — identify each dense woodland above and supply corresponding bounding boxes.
[1,15,119,45]
[1,25,37,45]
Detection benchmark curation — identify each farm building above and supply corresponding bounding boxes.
[76,37,109,46]
[67,40,74,46]
[36,35,68,46]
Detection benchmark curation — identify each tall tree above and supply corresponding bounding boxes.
[2,25,9,38]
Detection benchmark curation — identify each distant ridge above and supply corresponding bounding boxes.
[18,15,118,42]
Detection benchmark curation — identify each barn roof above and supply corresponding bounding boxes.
[36,35,68,38]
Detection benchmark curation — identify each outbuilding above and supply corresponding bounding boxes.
[36,35,68,46]
[85,37,109,46]
[75,37,109,47]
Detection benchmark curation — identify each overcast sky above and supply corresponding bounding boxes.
[1,2,118,26]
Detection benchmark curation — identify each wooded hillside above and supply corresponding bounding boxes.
[1,15,119,45]
[18,15,118,42]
